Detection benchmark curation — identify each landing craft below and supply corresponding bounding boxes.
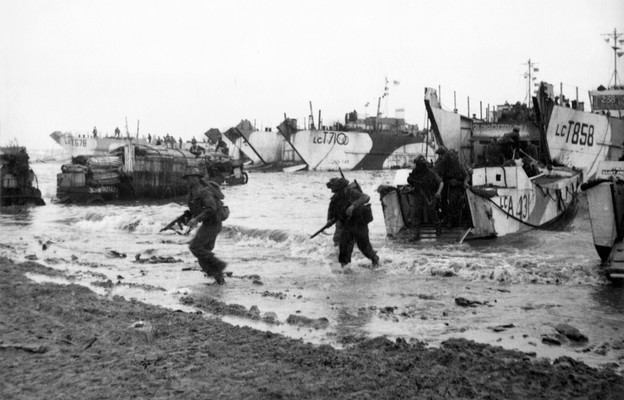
[0,145,45,207]
[573,30,624,283]
[50,131,148,157]
[56,143,247,204]
[377,85,582,242]
[221,120,301,169]
[276,117,433,171]
[535,82,624,181]
[583,161,624,283]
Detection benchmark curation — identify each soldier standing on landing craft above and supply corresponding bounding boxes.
[407,155,444,240]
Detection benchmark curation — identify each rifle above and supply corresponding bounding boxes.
[310,220,335,239]
[338,166,362,192]
[160,210,191,234]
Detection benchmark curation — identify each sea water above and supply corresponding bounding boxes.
[2,159,624,371]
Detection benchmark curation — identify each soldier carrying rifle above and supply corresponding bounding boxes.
[324,177,379,268]
[162,167,229,285]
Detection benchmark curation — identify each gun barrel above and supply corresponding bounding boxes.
[310,221,335,239]
[160,212,188,233]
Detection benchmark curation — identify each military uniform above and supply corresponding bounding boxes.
[434,148,470,227]
[187,181,227,283]
[189,143,205,158]
[407,160,443,235]
[327,178,378,267]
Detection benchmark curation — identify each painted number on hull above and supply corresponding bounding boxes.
[498,194,531,220]
[312,132,349,146]
[554,121,594,147]
[63,137,87,147]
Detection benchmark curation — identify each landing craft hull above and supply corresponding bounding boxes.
[282,129,432,171]
[583,161,624,281]
[377,165,580,242]
[467,165,581,237]
[377,170,475,243]
[424,87,540,166]
[50,131,147,158]
[56,145,247,204]
[543,106,624,181]
[1,146,46,207]
[233,131,300,165]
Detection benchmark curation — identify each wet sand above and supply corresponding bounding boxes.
[1,256,622,399]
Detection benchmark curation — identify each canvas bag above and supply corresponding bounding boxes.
[202,180,229,222]
[218,205,230,221]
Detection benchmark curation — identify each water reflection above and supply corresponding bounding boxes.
[0,205,36,224]
[590,285,624,313]
[333,307,373,343]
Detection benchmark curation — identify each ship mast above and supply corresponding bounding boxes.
[523,59,539,109]
[308,101,316,130]
[602,28,624,89]
[375,77,390,133]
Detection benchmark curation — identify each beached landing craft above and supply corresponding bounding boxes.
[423,87,545,168]
[534,82,624,181]
[50,131,148,157]
[377,87,582,242]
[378,163,581,242]
[276,115,433,171]
[0,145,45,207]
[221,120,301,169]
[56,144,246,204]
[539,30,624,181]
[583,161,624,282]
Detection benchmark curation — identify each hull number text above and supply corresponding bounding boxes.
[498,193,531,221]
[63,137,88,147]
[312,132,349,146]
[554,120,594,147]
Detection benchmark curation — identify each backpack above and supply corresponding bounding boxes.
[358,203,374,224]
[218,205,230,221]
[201,180,229,222]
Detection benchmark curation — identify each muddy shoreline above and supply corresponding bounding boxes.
[1,256,622,399]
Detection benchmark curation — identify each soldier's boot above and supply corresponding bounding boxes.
[372,255,380,267]
[213,260,227,285]
[213,272,225,285]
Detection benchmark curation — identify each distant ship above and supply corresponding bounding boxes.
[50,131,148,157]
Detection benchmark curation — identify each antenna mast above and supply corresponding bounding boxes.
[602,28,624,88]
[523,59,539,109]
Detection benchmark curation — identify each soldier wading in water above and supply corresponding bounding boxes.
[182,167,229,285]
[326,177,379,268]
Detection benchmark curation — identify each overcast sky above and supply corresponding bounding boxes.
[1,0,622,149]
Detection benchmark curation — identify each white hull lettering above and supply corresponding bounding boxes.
[312,132,349,146]
[62,137,88,147]
[498,193,530,220]
[554,120,594,147]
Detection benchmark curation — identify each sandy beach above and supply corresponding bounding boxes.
[1,256,622,399]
